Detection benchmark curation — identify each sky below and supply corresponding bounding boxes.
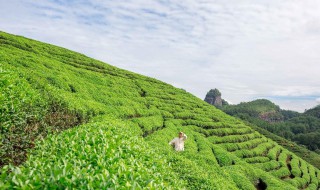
[1,0,320,112]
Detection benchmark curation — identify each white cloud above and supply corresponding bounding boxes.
[271,86,320,97]
[0,0,320,111]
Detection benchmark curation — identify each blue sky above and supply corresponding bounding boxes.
[1,0,320,112]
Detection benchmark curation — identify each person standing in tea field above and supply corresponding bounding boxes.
[169,132,187,151]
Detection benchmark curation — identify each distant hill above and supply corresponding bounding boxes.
[223,99,299,122]
[219,97,320,167]
[1,31,320,189]
[305,105,320,118]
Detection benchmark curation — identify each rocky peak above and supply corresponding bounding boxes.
[204,88,224,107]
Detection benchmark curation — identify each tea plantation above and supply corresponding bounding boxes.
[1,31,320,189]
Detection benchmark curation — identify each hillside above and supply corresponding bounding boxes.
[305,105,320,118]
[1,31,320,189]
[222,99,300,122]
[238,119,320,169]
[222,99,320,168]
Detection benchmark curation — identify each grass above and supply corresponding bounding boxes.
[1,30,320,189]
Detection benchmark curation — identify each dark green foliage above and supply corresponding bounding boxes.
[222,98,229,106]
[305,105,320,118]
[223,99,282,118]
[206,88,221,97]
[280,110,300,120]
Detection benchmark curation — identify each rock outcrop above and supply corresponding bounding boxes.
[204,88,225,107]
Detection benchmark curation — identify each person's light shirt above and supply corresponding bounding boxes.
[169,134,187,151]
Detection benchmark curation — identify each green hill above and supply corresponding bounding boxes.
[222,99,320,168]
[1,31,320,189]
[222,99,300,122]
[305,105,320,118]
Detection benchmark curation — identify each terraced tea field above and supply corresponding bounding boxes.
[1,31,319,189]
